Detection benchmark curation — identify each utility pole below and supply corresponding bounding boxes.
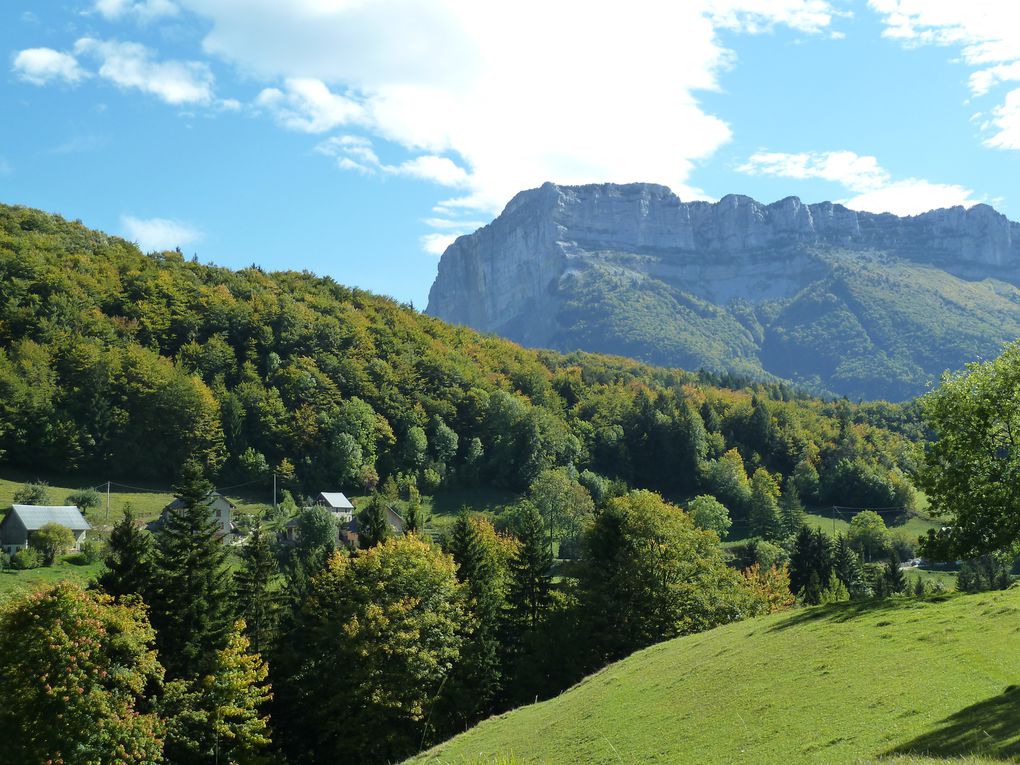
[106,481,111,522]
[273,472,277,511]
[832,505,836,536]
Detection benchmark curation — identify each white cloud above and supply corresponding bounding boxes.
[983,88,1020,150]
[739,149,980,215]
[420,233,458,256]
[316,135,470,188]
[868,2,1020,149]
[12,48,88,85]
[738,150,889,192]
[74,38,213,105]
[94,0,179,23]
[121,215,202,251]
[843,179,979,216]
[255,78,363,133]
[178,0,843,215]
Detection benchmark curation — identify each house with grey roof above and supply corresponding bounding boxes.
[315,491,356,522]
[148,492,238,541]
[0,505,91,556]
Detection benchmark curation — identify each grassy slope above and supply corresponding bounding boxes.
[412,589,1020,765]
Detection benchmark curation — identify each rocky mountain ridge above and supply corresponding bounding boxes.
[426,183,1020,400]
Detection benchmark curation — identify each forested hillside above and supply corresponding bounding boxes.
[0,203,920,513]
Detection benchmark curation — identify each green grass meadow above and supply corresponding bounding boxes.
[411,588,1020,765]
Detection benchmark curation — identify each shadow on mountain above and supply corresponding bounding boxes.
[888,685,1020,760]
[765,596,951,633]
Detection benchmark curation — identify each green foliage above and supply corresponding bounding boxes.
[506,502,553,633]
[789,526,833,605]
[12,480,50,505]
[234,520,280,655]
[273,537,467,764]
[11,546,42,570]
[832,533,867,598]
[0,581,164,764]
[686,494,732,538]
[749,468,784,541]
[955,555,1014,593]
[848,510,891,562]
[883,550,908,595]
[28,521,76,565]
[528,467,595,555]
[163,620,273,764]
[358,493,391,548]
[917,341,1020,559]
[78,537,104,564]
[98,508,156,600]
[704,448,751,518]
[66,486,101,513]
[150,461,232,679]
[0,204,919,509]
[580,490,761,663]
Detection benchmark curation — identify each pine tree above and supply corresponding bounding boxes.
[832,533,866,598]
[358,493,391,548]
[749,468,784,541]
[883,550,907,595]
[404,486,425,534]
[778,477,806,536]
[234,519,279,655]
[97,507,156,601]
[790,526,834,604]
[507,502,552,631]
[912,576,927,598]
[151,460,232,679]
[445,513,508,720]
[164,620,273,764]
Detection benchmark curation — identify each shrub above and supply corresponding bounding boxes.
[79,538,104,564]
[29,523,77,565]
[12,547,42,569]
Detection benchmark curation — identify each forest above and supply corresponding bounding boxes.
[3,204,1005,764]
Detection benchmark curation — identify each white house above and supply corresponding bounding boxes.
[150,491,237,540]
[315,491,355,523]
[0,505,91,556]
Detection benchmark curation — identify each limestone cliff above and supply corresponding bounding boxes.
[426,183,1020,400]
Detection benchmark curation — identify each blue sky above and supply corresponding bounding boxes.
[3,1,1019,308]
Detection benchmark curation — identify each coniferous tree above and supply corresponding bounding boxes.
[789,526,834,604]
[883,550,907,595]
[404,488,425,534]
[778,477,806,536]
[444,513,510,722]
[358,493,391,548]
[749,468,784,541]
[507,502,553,632]
[832,533,867,599]
[234,519,279,655]
[913,576,927,597]
[164,620,273,764]
[151,460,232,679]
[98,508,156,602]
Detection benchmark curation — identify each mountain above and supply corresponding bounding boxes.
[0,202,917,502]
[409,588,1020,764]
[427,183,1020,401]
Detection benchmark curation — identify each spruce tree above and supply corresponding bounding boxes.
[404,487,425,534]
[749,468,784,541]
[778,477,806,536]
[234,519,279,655]
[832,533,866,599]
[97,507,156,601]
[507,502,552,631]
[883,550,907,595]
[445,513,506,720]
[151,460,232,679]
[358,493,391,548]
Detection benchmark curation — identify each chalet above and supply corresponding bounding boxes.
[148,491,238,540]
[315,491,355,523]
[0,505,90,556]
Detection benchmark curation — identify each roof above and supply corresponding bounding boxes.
[165,491,235,511]
[318,492,354,510]
[8,505,90,531]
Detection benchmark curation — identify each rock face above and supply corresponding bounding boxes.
[426,182,1020,400]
